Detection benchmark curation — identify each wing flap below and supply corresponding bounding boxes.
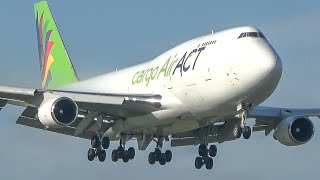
[252,117,280,135]
[21,106,38,118]
[16,116,94,140]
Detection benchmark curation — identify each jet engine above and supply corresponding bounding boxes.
[37,97,78,128]
[274,116,314,146]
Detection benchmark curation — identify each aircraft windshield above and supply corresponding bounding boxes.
[238,32,266,39]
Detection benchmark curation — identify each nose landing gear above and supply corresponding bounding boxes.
[236,102,253,140]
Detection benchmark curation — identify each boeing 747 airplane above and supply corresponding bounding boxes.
[1,1,318,169]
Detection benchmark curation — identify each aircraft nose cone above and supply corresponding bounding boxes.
[273,54,283,76]
[259,48,283,79]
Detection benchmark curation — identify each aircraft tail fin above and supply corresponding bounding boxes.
[34,1,79,89]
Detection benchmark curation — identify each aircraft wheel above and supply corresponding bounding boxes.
[208,145,217,157]
[234,126,242,138]
[198,144,207,157]
[122,151,130,163]
[243,126,252,139]
[205,157,214,170]
[148,152,156,165]
[154,148,162,161]
[165,150,172,162]
[97,149,106,162]
[128,147,135,160]
[195,156,203,169]
[111,150,118,162]
[87,148,96,161]
[117,146,125,159]
[91,135,100,148]
[159,153,167,165]
[273,132,277,140]
[101,137,110,149]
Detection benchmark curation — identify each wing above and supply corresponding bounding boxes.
[249,106,320,135]
[171,106,320,147]
[0,85,163,138]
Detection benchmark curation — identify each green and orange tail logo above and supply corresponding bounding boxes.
[35,1,79,89]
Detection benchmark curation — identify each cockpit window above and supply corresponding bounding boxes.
[258,32,265,38]
[247,32,259,37]
[238,32,266,39]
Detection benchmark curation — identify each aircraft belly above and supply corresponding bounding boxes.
[104,108,187,138]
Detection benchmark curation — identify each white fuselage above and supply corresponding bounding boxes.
[63,26,283,139]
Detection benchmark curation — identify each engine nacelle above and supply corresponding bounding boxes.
[274,116,315,146]
[38,97,78,128]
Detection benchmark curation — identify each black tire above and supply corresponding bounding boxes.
[205,157,214,170]
[148,152,156,165]
[97,149,106,162]
[101,137,110,149]
[128,147,135,160]
[87,148,96,161]
[91,135,100,148]
[234,126,242,139]
[198,144,207,157]
[273,132,277,140]
[195,156,203,169]
[117,146,125,159]
[243,126,252,139]
[122,151,130,163]
[111,150,118,162]
[154,149,161,161]
[159,153,166,165]
[208,145,217,157]
[165,150,172,162]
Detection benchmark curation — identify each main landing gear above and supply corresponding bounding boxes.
[111,136,136,163]
[148,149,172,165]
[194,144,217,170]
[148,137,172,165]
[87,135,110,162]
[236,103,252,140]
[87,134,136,163]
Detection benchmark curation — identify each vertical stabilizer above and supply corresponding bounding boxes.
[34,1,79,89]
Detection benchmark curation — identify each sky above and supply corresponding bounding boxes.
[0,0,320,179]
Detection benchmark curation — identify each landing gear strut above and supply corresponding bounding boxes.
[148,136,172,165]
[195,144,216,170]
[111,135,135,163]
[236,103,253,139]
[87,135,110,162]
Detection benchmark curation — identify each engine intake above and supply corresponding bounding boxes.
[274,116,314,146]
[38,97,78,128]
